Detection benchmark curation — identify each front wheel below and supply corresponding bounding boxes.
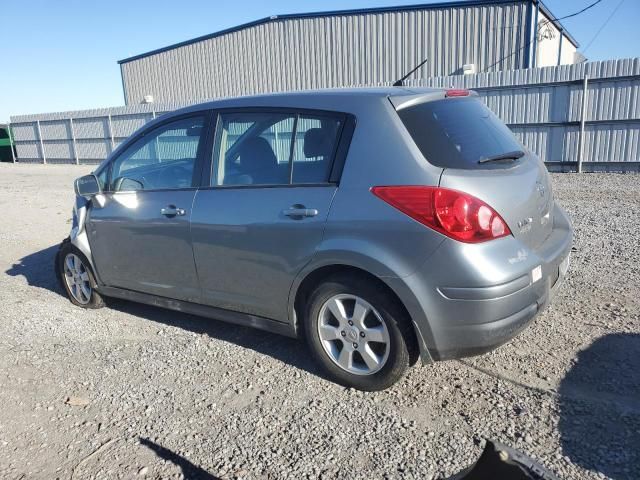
[56,242,105,309]
[304,274,414,391]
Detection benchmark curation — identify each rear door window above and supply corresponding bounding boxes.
[291,116,342,184]
[397,97,523,169]
[212,111,343,186]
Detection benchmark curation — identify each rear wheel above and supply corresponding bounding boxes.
[57,242,105,309]
[304,274,413,391]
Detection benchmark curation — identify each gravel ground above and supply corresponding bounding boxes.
[0,163,638,480]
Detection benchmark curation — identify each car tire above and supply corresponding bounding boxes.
[56,241,105,309]
[304,273,414,391]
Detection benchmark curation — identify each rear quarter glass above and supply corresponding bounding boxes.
[397,97,523,169]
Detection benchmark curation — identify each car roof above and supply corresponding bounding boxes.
[171,86,448,116]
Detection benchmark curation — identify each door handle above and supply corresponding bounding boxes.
[160,205,186,217]
[283,206,319,218]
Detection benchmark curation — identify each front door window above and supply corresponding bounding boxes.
[110,116,205,191]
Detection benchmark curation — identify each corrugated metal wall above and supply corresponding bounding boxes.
[9,58,640,169]
[120,2,531,104]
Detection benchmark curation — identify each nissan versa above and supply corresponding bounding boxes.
[57,87,573,391]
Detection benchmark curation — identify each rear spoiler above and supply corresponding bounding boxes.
[389,89,478,111]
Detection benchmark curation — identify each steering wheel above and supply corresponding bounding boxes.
[160,164,192,188]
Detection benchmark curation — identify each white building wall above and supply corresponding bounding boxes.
[535,11,578,67]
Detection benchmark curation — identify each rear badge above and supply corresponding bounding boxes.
[517,217,533,233]
[508,249,527,264]
[531,265,542,284]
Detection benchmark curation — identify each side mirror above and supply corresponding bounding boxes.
[113,176,144,192]
[74,174,101,198]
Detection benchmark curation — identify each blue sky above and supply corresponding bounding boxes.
[1,0,638,122]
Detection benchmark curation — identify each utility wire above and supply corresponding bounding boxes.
[490,0,603,30]
[482,40,530,73]
[582,0,625,54]
[546,0,603,22]
[481,0,606,73]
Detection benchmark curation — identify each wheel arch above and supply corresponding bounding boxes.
[57,238,100,290]
[290,260,434,364]
[56,238,105,309]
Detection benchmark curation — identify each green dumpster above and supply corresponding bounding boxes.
[0,124,16,162]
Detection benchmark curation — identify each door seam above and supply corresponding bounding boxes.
[189,189,205,303]
[285,186,339,326]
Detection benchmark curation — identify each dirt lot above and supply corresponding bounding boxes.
[0,163,638,480]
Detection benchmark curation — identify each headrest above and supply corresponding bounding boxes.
[303,128,334,158]
[238,137,277,168]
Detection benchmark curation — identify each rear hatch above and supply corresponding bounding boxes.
[394,93,553,250]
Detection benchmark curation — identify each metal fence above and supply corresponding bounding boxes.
[9,58,640,171]
[9,102,194,166]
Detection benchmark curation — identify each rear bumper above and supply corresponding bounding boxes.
[386,203,573,362]
[429,260,568,360]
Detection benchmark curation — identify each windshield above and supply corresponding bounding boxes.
[397,97,524,169]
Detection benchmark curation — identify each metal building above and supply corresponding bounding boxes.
[118,0,579,105]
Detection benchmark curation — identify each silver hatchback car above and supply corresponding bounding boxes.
[58,87,573,391]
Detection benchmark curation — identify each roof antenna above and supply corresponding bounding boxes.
[393,57,428,86]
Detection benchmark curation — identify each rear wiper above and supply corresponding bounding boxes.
[478,150,525,164]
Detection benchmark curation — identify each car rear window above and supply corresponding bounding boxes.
[397,97,523,169]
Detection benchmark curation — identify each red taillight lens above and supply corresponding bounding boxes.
[370,186,510,243]
[445,89,470,97]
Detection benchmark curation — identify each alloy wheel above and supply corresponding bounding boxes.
[317,294,391,375]
[63,253,92,305]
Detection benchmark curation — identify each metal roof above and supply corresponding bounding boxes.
[117,0,579,65]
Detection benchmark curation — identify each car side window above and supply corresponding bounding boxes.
[292,116,342,184]
[212,111,342,186]
[110,116,205,191]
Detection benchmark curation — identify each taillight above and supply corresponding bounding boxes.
[370,186,511,243]
[445,89,470,97]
